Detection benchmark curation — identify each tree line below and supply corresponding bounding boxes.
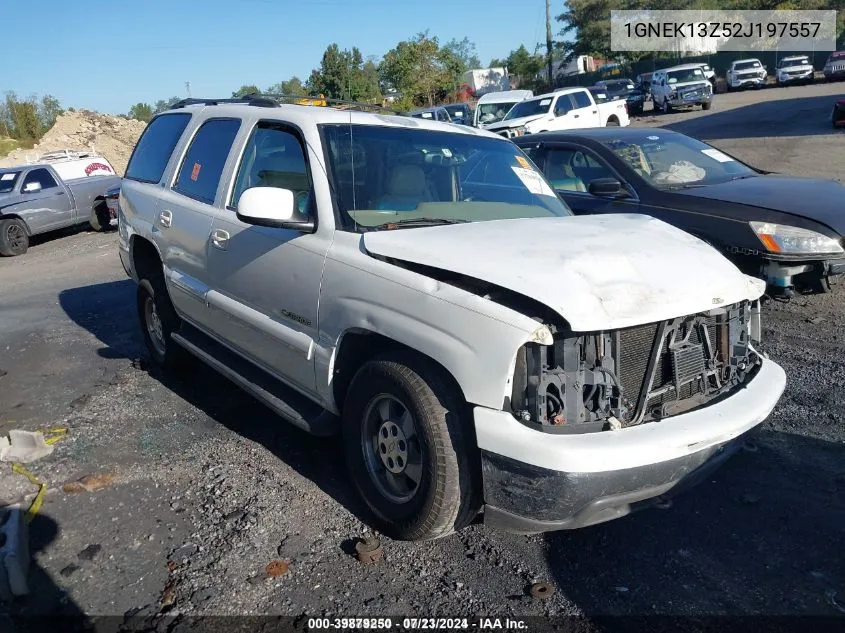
[0,93,64,145]
[127,32,549,121]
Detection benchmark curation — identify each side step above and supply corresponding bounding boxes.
[171,324,339,436]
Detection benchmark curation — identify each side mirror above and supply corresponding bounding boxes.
[588,177,628,198]
[23,182,42,194]
[236,187,314,231]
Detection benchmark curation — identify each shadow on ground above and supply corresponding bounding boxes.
[544,429,845,616]
[58,280,372,527]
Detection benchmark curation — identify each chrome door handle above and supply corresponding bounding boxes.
[211,229,230,250]
[158,210,172,228]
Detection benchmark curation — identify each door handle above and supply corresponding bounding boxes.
[211,228,230,250]
[55,191,66,196]
[158,210,172,228]
[592,110,597,113]
[573,114,580,118]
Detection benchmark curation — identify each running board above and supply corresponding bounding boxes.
[171,325,339,437]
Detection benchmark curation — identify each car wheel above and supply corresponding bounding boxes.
[89,200,112,232]
[342,353,480,541]
[0,218,29,257]
[662,98,671,114]
[137,276,185,370]
[702,101,712,111]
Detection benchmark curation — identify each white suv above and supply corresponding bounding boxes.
[727,58,768,90]
[118,96,785,540]
[651,64,714,113]
[776,55,815,86]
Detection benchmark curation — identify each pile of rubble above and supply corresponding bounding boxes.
[0,110,147,176]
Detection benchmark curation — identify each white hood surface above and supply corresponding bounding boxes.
[485,114,546,131]
[363,214,764,332]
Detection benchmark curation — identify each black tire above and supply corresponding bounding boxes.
[702,101,712,111]
[661,98,671,114]
[137,276,185,370]
[0,218,29,257]
[89,200,112,232]
[342,353,480,541]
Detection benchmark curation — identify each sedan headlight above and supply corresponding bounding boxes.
[750,221,844,255]
[512,126,527,137]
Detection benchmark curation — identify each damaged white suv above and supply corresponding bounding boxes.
[118,96,786,540]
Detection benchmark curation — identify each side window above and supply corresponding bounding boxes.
[545,147,615,192]
[519,145,542,166]
[572,90,593,109]
[438,110,449,122]
[554,95,574,116]
[174,118,241,204]
[22,168,58,190]
[230,123,312,216]
[125,113,191,183]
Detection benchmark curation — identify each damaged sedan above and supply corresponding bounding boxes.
[119,101,786,540]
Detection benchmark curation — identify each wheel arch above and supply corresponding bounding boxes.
[0,213,33,235]
[129,234,164,281]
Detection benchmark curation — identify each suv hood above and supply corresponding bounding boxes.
[671,80,711,91]
[363,214,763,332]
[485,114,546,131]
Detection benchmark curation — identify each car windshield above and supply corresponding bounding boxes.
[604,80,635,95]
[590,89,609,103]
[600,133,757,189]
[321,124,571,232]
[829,52,845,61]
[411,111,435,119]
[667,68,705,83]
[781,57,810,67]
[503,97,552,120]
[477,101,517,124]
[444,105,468,119]
[735,60,762,71]
[0,171,20,194]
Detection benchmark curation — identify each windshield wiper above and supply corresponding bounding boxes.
[370,217,468,230]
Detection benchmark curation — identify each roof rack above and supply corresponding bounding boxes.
[170,93,404,115]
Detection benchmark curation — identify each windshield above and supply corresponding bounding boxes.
[603,80,635,95]
[590,89,608,103]
[667,68,705,83]
[600,133,757,189]
[503,97,552,120]
[0,171,20,194]
[321,124,571,232]
[444,105,469,119]
[734,60,762,71]
[781,57,810,68]
[830,52,845,61]
[477,101,518,124]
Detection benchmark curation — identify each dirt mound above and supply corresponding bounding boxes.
[0,110,147,176]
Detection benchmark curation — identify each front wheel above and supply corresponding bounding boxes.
[342,353,480,541]
[661,98,671,114]
[89,200,112,232]
[0,218,29,256]
[702,101,712,111]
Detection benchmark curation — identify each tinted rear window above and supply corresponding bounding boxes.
[572,90,592,108]
[173,118,241,204]
[125,113,191,183]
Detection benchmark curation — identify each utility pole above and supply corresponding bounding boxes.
[546,0,554,90]
[185,81,192,98]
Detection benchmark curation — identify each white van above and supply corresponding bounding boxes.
[473,90,533,127]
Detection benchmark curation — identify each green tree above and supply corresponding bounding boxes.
[306,44,382,101]
[232,84,260,98]
[4,92,41,141]
[128,102,154,122]
[153,96,182,114]
[38,95,63,132]
[378,33,458,106]
[267,76,307,96]
[443,37,481,72]
[504,45,544,88]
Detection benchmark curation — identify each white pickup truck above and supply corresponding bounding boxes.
[0,151,121,256]
[484,87,629,139]
[119,96,785,541]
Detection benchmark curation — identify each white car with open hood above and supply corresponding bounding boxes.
[119,95,786,541]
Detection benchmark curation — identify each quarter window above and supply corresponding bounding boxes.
[230,122,312,216]
[174,118,241,204]
[125,113,191,183]
[572,90,593,108]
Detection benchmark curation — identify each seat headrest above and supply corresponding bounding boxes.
[387,164,426,197]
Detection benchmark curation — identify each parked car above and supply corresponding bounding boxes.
[119,97,785,540]
[409,106,452,122]
[0,151,121,256]
[473,89,533,127]
[726,58,767,90]
[484,87,629,138]
[823,51,845,81]
[442,103,473,125]
[776,55,815,86]
[513,128,845,295]
[651,65,714,113]
[595,78,646,115]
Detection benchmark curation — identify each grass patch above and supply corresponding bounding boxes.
[0,137,20,157]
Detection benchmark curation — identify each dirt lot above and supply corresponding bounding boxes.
[0,82,844,624]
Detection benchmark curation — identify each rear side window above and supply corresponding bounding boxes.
[174,118,241,204]
[572,90,593,108]
[125,113,191,183]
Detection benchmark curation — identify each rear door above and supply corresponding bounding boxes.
[204,120,330,395]
[156,116,242,327]
[18,167,74,231]
[569,89,600,127]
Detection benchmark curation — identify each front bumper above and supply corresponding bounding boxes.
[668,93,712,107]
[825,69,845,80]
[761,256,845,289]
[475,356,786,533]
[778,71,813,83]
[731,77,766,88]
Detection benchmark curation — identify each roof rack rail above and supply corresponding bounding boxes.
[170,93,404,115]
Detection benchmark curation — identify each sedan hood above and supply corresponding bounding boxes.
[484,114,546,131]
[363,215,763,332]
[677,175,845,235]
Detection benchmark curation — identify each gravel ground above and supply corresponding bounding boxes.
[0,82,844,624]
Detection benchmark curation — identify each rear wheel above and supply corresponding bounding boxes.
[342,353,480,541]
[0,218,29,257]
[137,276,185,370]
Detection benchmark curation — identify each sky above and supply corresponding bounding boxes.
[6,0,552,115]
